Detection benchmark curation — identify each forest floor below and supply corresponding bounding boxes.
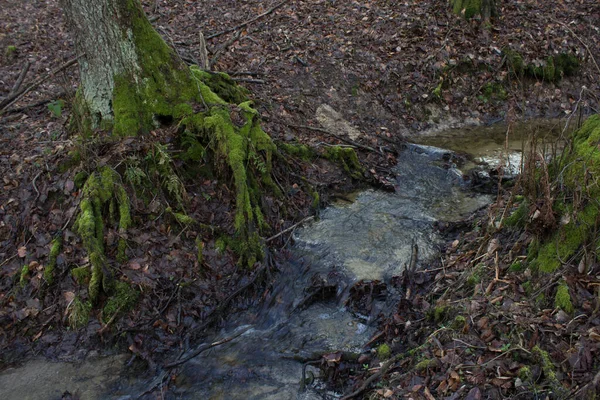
[1,0,600,399]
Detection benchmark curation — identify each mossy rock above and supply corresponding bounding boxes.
[323,146,364,179]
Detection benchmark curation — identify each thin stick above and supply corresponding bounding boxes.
[9,62,31,98]
[163,327,251,368]
[210,30,242,68]
[553,19,600,77]
[0,56,81,114]
[206,0,290,40]
[233,78,266,84]
[289,124,381,154]
[266,216,314,242]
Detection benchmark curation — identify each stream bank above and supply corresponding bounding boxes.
[1,121,521,399]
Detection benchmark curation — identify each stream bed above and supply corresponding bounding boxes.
[1,122,558,400]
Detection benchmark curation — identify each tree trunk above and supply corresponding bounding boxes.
[61,0,192,135]
[61,0,276,274]
[452,0,497,20]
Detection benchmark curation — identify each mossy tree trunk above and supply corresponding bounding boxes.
[60,0,278,302]
[452,0,497,21]
[61,0,195,135]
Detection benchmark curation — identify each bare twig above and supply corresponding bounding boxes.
[232,78,266,84]
[9,62,30,98]
[553,18,600,77]
[163,327,251,368]
[210,30,242,68]
[0,56,81,114]
[206,0,290,40]
[266,216,314,243]
[289,124,382,154]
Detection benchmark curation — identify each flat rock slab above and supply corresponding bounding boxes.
[316,104,363,141]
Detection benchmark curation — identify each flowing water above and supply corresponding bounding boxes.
[1,123,558,400]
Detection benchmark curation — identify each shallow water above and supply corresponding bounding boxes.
[2,122,542,400]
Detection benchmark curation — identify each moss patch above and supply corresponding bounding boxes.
[74,167,131,302]
[102,280,139,323]
[452,0,482,19]
[323,146,364,179]
[43,237,62,285]
[503,49,579,82]
[68,297,92,329]
[555,281,574,314]
[377,343,391,360]
[71,266,91,284]
[19,265,30,288]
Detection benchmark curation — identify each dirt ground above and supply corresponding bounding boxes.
[1,0,600,398]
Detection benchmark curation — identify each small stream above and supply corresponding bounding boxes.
[0,123,558,400]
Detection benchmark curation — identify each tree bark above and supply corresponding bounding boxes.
[61,0,190,135]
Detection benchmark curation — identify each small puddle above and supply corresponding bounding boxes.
[2,122,558,399]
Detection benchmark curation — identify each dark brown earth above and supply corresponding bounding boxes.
[1,0,600,398]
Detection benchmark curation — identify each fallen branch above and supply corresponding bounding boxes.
[206,0,290,40]
[0,56,81,114]
[0,62,30,109]
[553,19,600,77]
[188,263,268,340]
[232,77,266,84]
[289,124,382,154]
[163,326,251,368]
[210,30,242,68]
[266,215,314,243]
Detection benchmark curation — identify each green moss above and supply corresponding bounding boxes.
[479,82,508,103]
[116,186,131,262]
[323,146,364,179]
[522,280,532,295]
[102,280,139,323]
[555,281,574,314]
[505,201,528,228]
[215,237,227,253]
[466,264,484,287]
[43,237,62,284]
[527,120,600,274]
[68,297,91,329]
[166,207,196,225]
[415,358,437,371]
[518,366,533,382]
[554,53,580,76]
[279,143,316,160]
[504,48,525,76]
[377,343,391,360]
[428,304,451,323]
[71,266,91,284]
[452,0,482,18]
[5,45,17,58]
[190,68,249,104]
[19,265,30,288]
[450,315,467,330]
[74,167,133,301]
[58,149,82,173]
[531,346,557,383]
[509,260,524,272]
[74,171,89,189]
